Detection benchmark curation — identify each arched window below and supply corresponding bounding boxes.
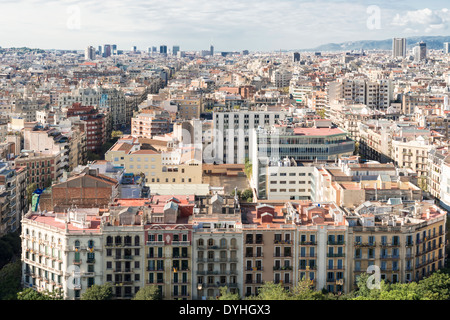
[162,166,167,172]
[230,238,237,249]
[198,239,204,247]
[115,236,122,245]
[106,236,113,246]
[134,236,140,246]
[207,239,214,247]
[88,240,94,248]
[220,238,227,248]
[74,240,80,248]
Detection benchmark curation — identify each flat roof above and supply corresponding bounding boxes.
[293,127,345,136]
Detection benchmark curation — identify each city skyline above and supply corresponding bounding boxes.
[1,0,450,51]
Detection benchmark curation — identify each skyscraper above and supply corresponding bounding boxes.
[112,44,117,55]
[392,38,406,58]
[84,46,95,60]
[103,44,111,58]
[131,46,137,53]
[173,45,180,56]
[413,41,426,61]
[210,45,214,56]
[97,45,102,56]
[293,52,300,62]
[444,42,450,54]
[160,45,167,56]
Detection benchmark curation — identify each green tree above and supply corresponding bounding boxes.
[353,141,359,156]
[81,284,113,300]
[241,189,253,202]
[317,108,326,119]
[416,271,450,300]
[26,183,37,206]
[246,282,294,300]
[0,260,22,300]
[351,273,385,300]
[111,130,123,138]
[133,285,161,300]
[216,286,240,300]
[244,158,252,179]
[0,231,21,268]
[17,288,63,300]
[87,151,101,162]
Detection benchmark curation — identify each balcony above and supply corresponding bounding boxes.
[327,253,345,258]
[380,243,400,247]
[327,241,345,245]
[354,242,376,247]
[273,266,293,271]
[327,266,345,270]
[147,254,165,259]
[379,255,400,260]
[172,241,191,246]
[299,254,317,258]
[299,241,317,246]
[299,265,317,270]
[273,240,292,245]
[146,241,165,246]
[146,267,164,272]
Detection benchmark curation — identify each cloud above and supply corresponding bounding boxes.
[391,8,450,33]
[2,0,446,51]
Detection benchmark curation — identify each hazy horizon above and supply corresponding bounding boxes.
[1,0,450,52]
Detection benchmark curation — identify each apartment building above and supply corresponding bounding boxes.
[20,195,447,299]
[59,87,126,131]
[243,204,296,297]
[242,200,349,295]
[67,122,87,171]
[328,78,392,110]
[0,162,22,236]
[191,194,243,300]
[131,109,171,138]
[23,126,70,172]
[346,200,447,289]
[145,217,193,300]
[391,137,433,186]
[402,93,446,115]
[252,157,315,201]
[358,120,394,163]
[271,69,292,88]
[172,96,202,120]
[21,208,104,300]
[14,151,64,189]
[66,103,107,153]
[105,136,202,185]
[211,109,286,164]
[310,159,420,205]
[427,147,449,199]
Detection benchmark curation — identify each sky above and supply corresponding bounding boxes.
[1,0,450,52]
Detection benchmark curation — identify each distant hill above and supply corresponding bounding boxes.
[300,36,450,52]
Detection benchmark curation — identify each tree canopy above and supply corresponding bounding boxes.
[133,285,161,300]
[81,284,113,300]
